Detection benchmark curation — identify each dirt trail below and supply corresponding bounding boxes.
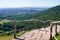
[15,25,60,40]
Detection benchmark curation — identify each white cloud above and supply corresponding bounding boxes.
[0,0,60,8]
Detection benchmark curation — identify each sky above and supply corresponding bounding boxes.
[0,0,60,8]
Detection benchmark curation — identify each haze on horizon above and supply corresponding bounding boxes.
[0,0,60,8]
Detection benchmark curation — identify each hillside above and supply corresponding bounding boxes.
[38,5,60,21]
[0,7,47,19]
[1,5,60,21]
[0,5,60,21]
[0,8,44,15]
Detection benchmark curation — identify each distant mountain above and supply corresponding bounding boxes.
[0,7,47,15]
[0,7,48,19]
[5,5,60,21]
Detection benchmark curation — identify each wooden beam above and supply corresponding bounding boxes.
[34,18,37,29]
[14,19,16,38]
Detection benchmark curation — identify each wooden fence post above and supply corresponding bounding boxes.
[14,19,16,38]
[55,24,57,35]
[34,18,37,29]
[50,23,53,39]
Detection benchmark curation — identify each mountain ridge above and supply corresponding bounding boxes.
[0,5,60,21]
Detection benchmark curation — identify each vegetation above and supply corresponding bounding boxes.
[0,35,13,40]
[0,5,60,21]
[0,20,50,35]
[50,32,60,40]
[3,5,60,21]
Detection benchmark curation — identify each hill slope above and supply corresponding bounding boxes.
[0,7,47,19]
[6,5,60,21]
[1,5,60,21]
[38,5,60,21]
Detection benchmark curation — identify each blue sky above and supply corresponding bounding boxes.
[0,0,60,8]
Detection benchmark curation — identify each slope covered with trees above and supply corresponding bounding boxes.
[38,5,60,21]
[3,5,60,21]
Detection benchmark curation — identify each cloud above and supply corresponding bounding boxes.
[0,0,60,8]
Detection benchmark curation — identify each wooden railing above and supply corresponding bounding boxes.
[13,19,60,40]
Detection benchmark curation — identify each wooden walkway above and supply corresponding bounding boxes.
[14,25,60,40]
[13,20,60,40]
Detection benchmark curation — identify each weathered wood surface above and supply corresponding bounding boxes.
[14,25,60,40]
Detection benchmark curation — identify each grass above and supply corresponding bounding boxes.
[56,32,60,40]
[0,35,13,40]
[50,32,60,40]
[17,30,25,37]
[0,19,10,25]
[0,31,25,40]
[0,29,32,40]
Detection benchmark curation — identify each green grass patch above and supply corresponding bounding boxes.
[56,32,60,40]
[0,19,10,25]
[50,32,60,40]
[0,35,13,40]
